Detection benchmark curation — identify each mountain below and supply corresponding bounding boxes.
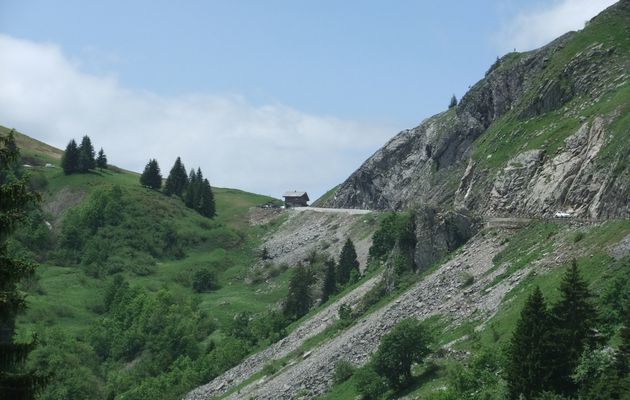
[185,2,630,399]
[324,0,630,220]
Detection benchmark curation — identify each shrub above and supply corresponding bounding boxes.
[354,364,387,400]
[333,360,355,384]
[192,268,219,292]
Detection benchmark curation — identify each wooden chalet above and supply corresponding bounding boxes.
[283,191,309,208]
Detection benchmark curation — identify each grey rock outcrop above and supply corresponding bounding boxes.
[324,1,630,220]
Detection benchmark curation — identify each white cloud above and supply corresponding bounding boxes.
[0,34,395,200]
[497,0,617,52]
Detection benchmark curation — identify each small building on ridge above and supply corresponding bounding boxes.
[283,191,309,208]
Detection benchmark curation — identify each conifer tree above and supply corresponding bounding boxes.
[139,159,162,190]
[321,259,337,304]
[337,239,359,286]
[506,286,554,399]
[283,264,313,321]
[449,94,458,109]
[96,148,107,170]
[0,130,41,399]
[198,178,216,218]
[184,168,198,209]
[163,157,188,197]
[616,301,630,376]
[77,135,95,172]
[60,139,79,175]
[549,260,599,395]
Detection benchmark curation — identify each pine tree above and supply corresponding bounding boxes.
[0,130,41,399]
[506,286,554,399]
[139,159,162,190]
[77,135,95,173]
[60,139,79,175]
[616,301,630,376]
[449,94,458,109]
[184,168,198,209]
[96,148,107,170]
[549,260,599,395]
[163,157,188,197]
[198,178,216,218]
[283,264,313,321]
[321,259,337,304]
[337,239,359,286]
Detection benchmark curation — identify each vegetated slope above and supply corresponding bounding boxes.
[324,0,630,220]
[185,3,630,399]
[6,128,299,399]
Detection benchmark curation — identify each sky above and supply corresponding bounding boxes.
[0,0,618,200]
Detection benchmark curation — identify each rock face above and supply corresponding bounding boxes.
[324,1,630,220]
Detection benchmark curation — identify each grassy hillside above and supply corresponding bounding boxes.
[4,126,298,399]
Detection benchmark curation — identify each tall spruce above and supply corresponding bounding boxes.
[184,168,199,209]
[337,239,359,286]
[283,264,313,321]
[616,301,630,376]
[77,135,95,172]
[60,139,79,175]
[163,157,188,197]
[139,159,162,190]
[198,178,216,218]
[321,259,337,304]
[506,286,554,399]
[96,148,107,170]
[0,130,41,399]
[549,260,599,395]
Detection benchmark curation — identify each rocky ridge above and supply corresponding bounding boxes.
[324,1,630,220]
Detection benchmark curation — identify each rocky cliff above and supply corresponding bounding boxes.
[324,1,630,220]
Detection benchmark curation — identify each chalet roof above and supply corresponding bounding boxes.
[283,191,309,199]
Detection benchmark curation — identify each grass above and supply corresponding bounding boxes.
[311,184,340,207]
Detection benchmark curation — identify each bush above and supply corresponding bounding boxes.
[354,365,387,400]
[192,268,219,292]
[333,360,355,384]
[373,318,433,389]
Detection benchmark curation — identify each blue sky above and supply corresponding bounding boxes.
[0,0,617,199]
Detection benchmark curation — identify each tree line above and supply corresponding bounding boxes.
[505,260,630,399]
[61,135,107,174]
[139,156,216,218]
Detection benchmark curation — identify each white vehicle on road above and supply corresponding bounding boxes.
[554,211,572,218]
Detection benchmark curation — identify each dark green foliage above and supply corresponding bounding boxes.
[182,168,216,218]
[444,348,506,399]
[337,239,359,286]
[28,330,103,400]
[372,317,432,389]
[0,129,41,399]
[96,148,107,170]
[59,186,186,275]
[225,310,287,348]
[164,157,188,197]
[283,264,314,321]
[354,364,387,400]
[321,259,337,304]
[617,301,630,375]
[333,360,355,384]
[77,135,96,173]
[192,268,219,293]
[60,139,79,175]
[505,286,555,399]
[140,159,162,190]
[549,260,599,395]
[449,94,458,109]
[369,212,416,268]
[197,178,216,218]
